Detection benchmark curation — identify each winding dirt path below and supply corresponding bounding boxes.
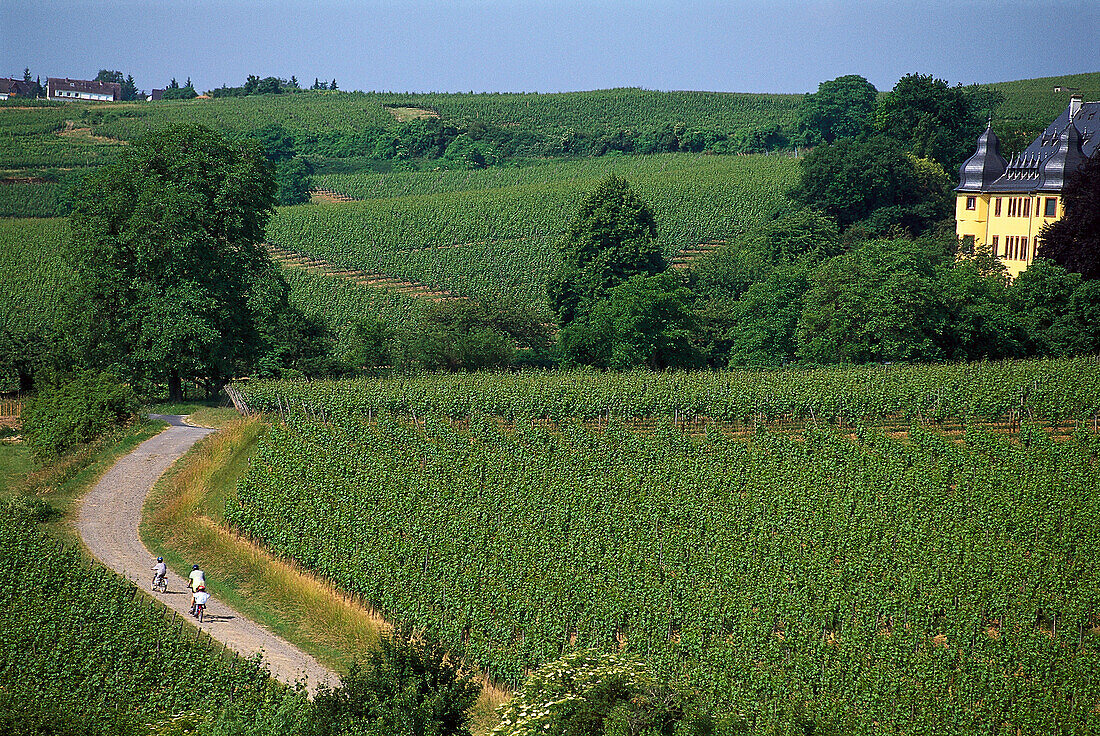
[76,414,338,693]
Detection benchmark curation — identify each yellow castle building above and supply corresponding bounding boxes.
[955,94,1098,277]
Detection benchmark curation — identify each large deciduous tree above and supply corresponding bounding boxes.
[559,271,700,369]
[548,175,665,326]
[66,125,278,400]
[876,73,985,168]
[791,135,950,233]
[1038,155,1100,281]
[799,74,877,144]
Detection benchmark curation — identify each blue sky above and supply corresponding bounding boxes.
[2,1,1095,95]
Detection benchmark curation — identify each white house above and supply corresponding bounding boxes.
[47,78,120,101]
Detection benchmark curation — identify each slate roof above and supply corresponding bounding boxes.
[957,99,1099,193]
[48,77,121,100]
[0,78,36,97]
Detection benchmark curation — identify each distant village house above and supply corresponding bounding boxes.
[0,78,36,100]
[47,77,121,102]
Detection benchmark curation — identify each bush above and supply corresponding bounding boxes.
[490,649,712,736]
[308,628,479,736]
[21,369,139,459]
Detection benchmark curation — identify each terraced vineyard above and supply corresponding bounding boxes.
[228,360,1100,734]
[272,244,460,302]
[272,154,798,309]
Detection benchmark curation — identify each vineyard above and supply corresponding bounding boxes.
[281,264,423,358]
[0,218,74,389]
[270,154,798,309]
[85,89,802,150]
[0,509,290,733]
[234,357,1100,426]
[225,369,1100,733]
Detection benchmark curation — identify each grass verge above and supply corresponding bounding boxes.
[140,416,509,732]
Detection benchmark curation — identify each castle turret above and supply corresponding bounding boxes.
[956,120,1008,192]
[1038,119,1086,192]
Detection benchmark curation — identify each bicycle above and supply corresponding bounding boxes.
[151,573,168,593]
[194,602,206,623]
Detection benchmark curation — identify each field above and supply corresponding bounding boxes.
[0,506,284,732]
[235,357,1100,425]
[272,154,798,309]
[0,217,74,389]
[0,152,797,373]
[86,89,802,150]
[0,71,1095,217]
[228,361,1100,734]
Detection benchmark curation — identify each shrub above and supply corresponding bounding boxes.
[308,628,480,736]
[21,369,139,459]
[491,649,712,736]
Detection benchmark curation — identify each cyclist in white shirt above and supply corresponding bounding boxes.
[188,565,206,614]
[192,585,210,618]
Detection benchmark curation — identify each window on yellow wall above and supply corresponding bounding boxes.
[1044,197,1057,217]
[991,235,999,254]
[1021,237,1028,260]
[966,196,976,210]
[1008,198,1016,217]
[1023,198,1031,217]
[995,198,1002,216]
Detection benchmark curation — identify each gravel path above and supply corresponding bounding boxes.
[76,414,338,693]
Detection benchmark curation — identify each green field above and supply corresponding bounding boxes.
[273,153,798,309]
[228,362,1100,734]
[0,71,1095,218]
[235,357,1100,424]
[0,153,797,374]
[87,88,801,151]
[0,218,74,389]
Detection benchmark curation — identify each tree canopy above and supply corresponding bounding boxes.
[548,175,665,325]
[791,135,950,234]
[799,74,878,144]
[65,125,282,399]
[1038,154,1100,280]
[877,73,986,167]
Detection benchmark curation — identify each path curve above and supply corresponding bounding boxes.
[76,414,338,693]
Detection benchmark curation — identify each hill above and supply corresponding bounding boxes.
[269,153,798,312]
[1,71,1097,217]
[983,71,1100,153]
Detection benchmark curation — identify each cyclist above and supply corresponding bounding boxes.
[188,565,206,614]
[151,556,167,591]
[191,585,210,619]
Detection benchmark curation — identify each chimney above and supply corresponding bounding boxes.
[1070,94,1083,119]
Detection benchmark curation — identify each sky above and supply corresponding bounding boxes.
[1,0,1096,95]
